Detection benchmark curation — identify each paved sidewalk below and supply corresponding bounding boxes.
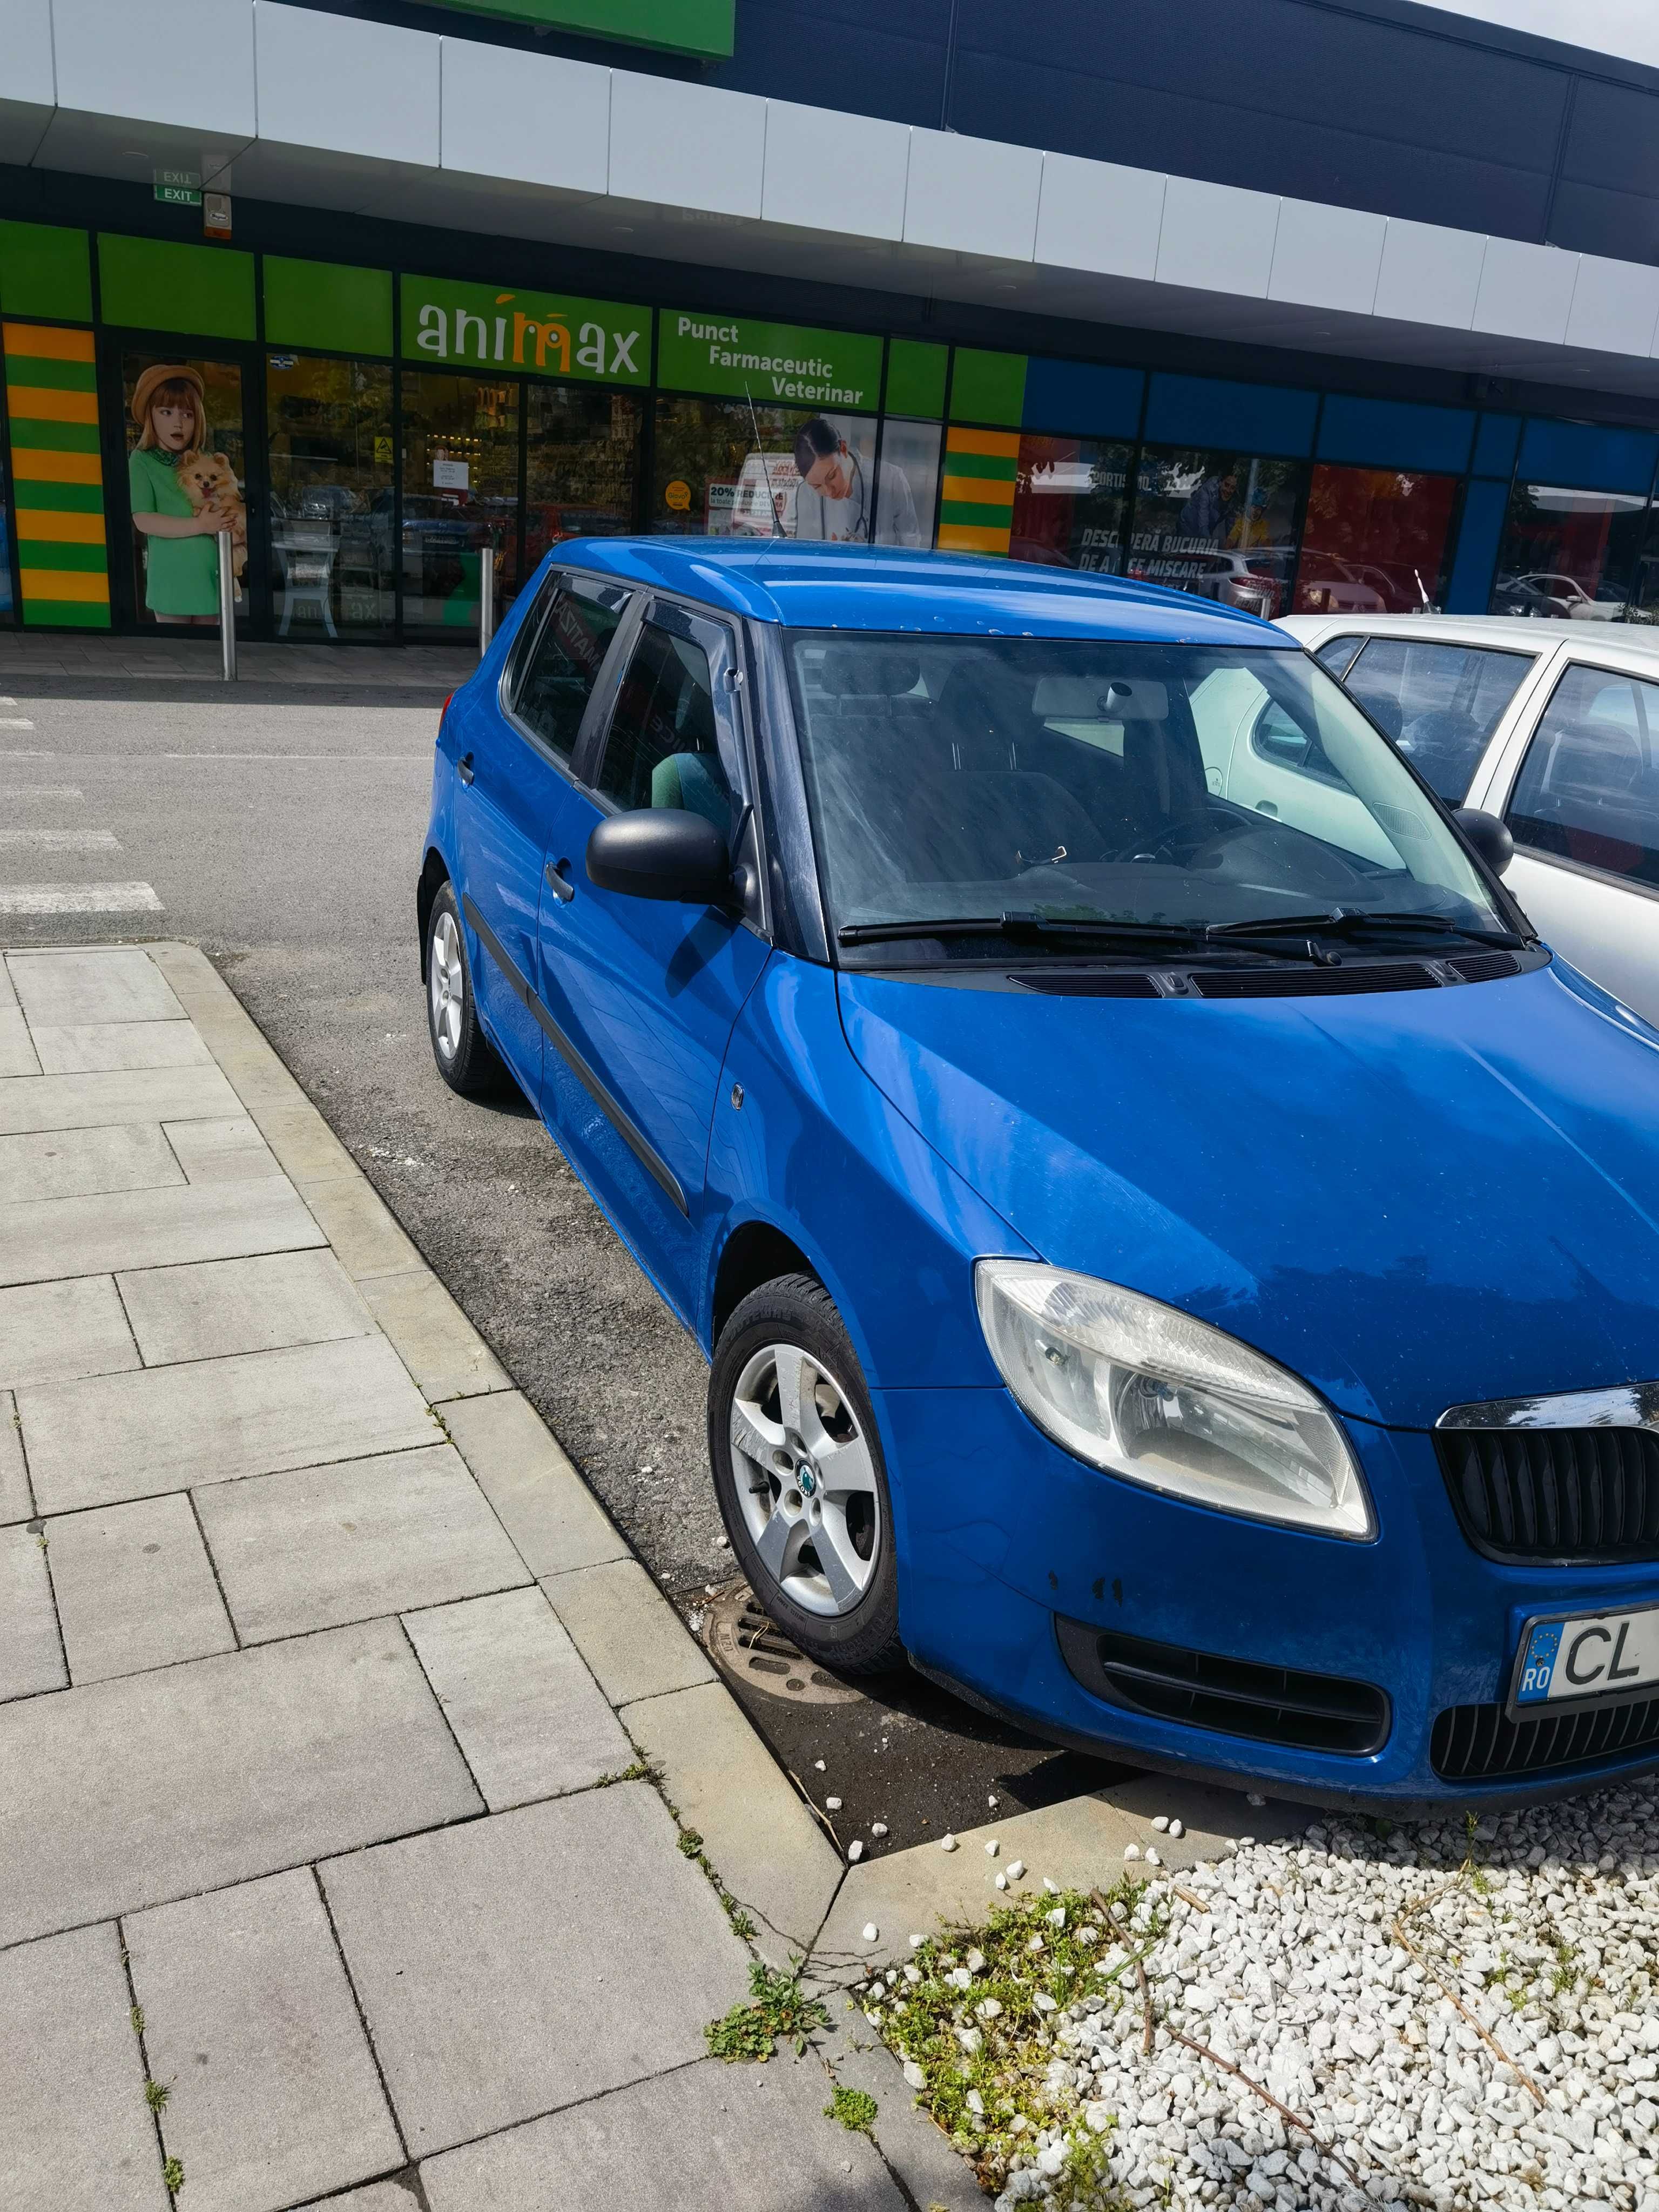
[0,941,977,2212]
[0,633,478,691]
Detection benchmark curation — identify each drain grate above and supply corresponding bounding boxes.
[703,1580,861,1707]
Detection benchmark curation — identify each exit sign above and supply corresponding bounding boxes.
[154,167,202,206]
[424,0,733,58]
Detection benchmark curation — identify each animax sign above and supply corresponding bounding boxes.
[658,312,884,410]
[401,276,649,383]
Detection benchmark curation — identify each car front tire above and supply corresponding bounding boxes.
[709,1273,902,1675]
[425,879,505,1098]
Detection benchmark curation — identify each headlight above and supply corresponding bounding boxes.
[974,1260,1374,1540]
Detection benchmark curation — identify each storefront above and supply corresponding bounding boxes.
[3,217,1658,646]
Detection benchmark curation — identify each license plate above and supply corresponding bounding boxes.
[1509,1603,1659,1718]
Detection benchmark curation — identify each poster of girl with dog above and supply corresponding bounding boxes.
[125,361,248,625]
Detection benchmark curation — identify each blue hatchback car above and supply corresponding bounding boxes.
[420,538,1659,1809]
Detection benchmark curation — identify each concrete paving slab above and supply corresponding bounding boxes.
[0,1002,41,1074]
[6,946,185,1027]
[0,1274,138,1392]
[0,1122,184,1207]
[0,1620,481,1947]
[623,1681,845,1963]
[0,1921,166,2212]
[541,1557,716,1707]
[818,2020,986,2212]
[48,1493,235,1685]
[164,1113,282,1184]
[0,1176,325,1294]
[301,1175,425,1279]
[361,1268,511,1403]
[29,1020,213,1074]
[291,2190,417,2212]
[420,2053,905,2212]
[403,1587,632,1810]
[1,1391,31,1522]
[20,1333,439,1513]
[126,1869,403,2212]
[197,1445,528,1643]
[0,955,15,1010]
[321,1786,749,2156]
[438,1389,628,1577]
[0,1521,66,1700]
[247,1102,358,1185]
[116,1247,374,1367]
[0,1061,242,1137]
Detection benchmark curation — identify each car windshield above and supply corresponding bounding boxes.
[783,632,1503,949]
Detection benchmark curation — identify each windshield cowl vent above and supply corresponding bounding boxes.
[1193,962,1440,998]
[1009,970,1161,998]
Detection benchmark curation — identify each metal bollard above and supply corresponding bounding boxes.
[478,540,495,657]
[217,529,237,682]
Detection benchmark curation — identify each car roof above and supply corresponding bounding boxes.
[556,536,1296,644]
[1278,610,1659,670]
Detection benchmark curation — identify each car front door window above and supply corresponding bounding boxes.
[1341,638,1534,802]
[1505,663,1659,891]
[595,619,736,838]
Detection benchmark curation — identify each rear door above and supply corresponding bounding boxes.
[536,597,771,1317]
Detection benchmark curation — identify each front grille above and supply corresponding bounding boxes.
[1435,1427,1659,1563]
[1056,1618,1389,1756]
[1432,1696,1659,1782]
[1191,962,1438,999]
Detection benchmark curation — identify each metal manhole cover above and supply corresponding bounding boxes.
[702,1580,861,1707]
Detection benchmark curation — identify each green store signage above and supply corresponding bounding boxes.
[401,275,649,384]
[418,0,732,59]
[658,311,882,412]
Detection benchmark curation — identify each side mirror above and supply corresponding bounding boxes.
[1453,806,1514,878]
[586,808,731,905]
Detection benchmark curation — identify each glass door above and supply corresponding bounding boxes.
[398,370,520,639]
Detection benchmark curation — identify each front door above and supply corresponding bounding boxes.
[105,341,267,637]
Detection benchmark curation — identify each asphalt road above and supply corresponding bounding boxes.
[0,675,1123,1851]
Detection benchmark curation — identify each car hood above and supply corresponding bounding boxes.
[837,960,1659,1427]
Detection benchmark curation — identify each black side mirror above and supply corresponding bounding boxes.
[586,808,731,905]
[1453,807,1514,877]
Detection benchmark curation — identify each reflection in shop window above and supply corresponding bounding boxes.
[524,384,643,577]
[1292,464,1457,616]
[122,355,247,632]
[399,372,520,639]
[0,437,12,623]
[1127,447,1306,618]
[653,396,914,542]
[873,419,941,548]
[266,354,394,638]
[1009,436,1131,571]
[1491,483,1649,622]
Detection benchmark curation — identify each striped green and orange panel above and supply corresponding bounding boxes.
[936,426,1020,556]
[3,322,110,628]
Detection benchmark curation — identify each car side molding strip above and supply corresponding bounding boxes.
[460,892,689,1217]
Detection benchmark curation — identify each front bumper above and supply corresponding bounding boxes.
[878,1384,1659,1809]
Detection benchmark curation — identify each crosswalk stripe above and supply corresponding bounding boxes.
[0,829,120,851]
[3,786,82,801]
[0,882,161,914]
[0,718,35,729]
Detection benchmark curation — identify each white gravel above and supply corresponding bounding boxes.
[990,1778,1659,2212]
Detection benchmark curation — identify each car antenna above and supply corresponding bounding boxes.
[744,385,785,538]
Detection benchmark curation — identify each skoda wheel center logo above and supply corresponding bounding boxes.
[798,1464,817,1496]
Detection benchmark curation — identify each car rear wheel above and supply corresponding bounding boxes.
[426,880,505,1097]
[708,1273,902,1675]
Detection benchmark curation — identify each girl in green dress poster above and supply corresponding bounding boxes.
[127,365,242,625]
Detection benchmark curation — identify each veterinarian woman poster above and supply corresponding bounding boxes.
[123,358,248,626]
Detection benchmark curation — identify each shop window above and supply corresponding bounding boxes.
[399,371,520,639]
[873,419,942,548]
[651,396,890,542]
[524,384,643,575]
[1292,465,1458,616]
[266,353,394,638]
[121,354,247,631]
[0,435,13,623]
[1491,484,1650,622]
[1127,447,1306,619]
[1506,662,1659,887]
[1008,436,1131,573]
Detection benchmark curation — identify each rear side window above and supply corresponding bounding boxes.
[595,620,734,837]
[513,587,624,761]
[1341,638,1533,802]
[1314,635,1361,679]
[1506,662,1659,891]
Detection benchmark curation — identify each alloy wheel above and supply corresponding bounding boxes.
[729,1340,881,1617]
[429,908,464,1061]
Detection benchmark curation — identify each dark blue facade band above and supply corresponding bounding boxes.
[1444,480,1512,615]
[1317,396,1475,477]
[1021,358,1144,440]
[1143,374,1318,457]
[1518,418,1659,495]
[1472,414,1523,479]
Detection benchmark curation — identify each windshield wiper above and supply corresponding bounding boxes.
[1204,908,1529,951]
[836,912,1210,949]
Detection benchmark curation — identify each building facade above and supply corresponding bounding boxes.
[2,0,1658,643]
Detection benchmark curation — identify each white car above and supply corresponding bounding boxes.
[1270,611,1659,1026]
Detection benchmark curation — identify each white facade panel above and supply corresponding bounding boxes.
[903,127,1042,262]
[1563,253,1659,358]
[440,41,609,195]
[1034,154,1164,282]
[760,100,908,242]
[1472,235,1579,344]
[1268,197,1385,316]
[1155,176,1278,298]
[1,0,55,107]
[254,3,439,167]
[53,0,254,137]
[608,72,764,220]
[1371,218,1486,330]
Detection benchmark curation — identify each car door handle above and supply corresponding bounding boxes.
[457,752,475,786]
[545,858,575,903]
